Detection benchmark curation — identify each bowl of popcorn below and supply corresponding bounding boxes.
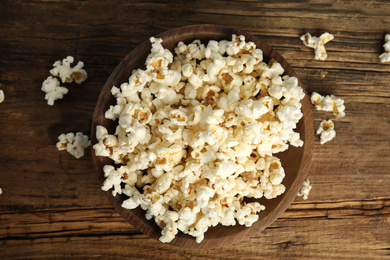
[91,24,314,248]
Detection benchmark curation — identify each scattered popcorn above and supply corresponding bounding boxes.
[311,92,345,118]
[94,35,307,243]
[0,89,4,103]
[380,35,390,63]
[57,132,91,159]
[41,56,88,105]
[384,34,390,51]
[41,76,69,106]
[0,188,2,195]
[379,52,390,63]
[316,119,336,145]
[300,32,334,60]
[297,177,312,200]
[50,56,88,84]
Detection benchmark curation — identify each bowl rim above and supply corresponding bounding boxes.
[91,24,314,249]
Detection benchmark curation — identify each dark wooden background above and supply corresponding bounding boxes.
[0,0,389,259]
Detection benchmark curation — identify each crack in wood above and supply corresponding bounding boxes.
[275,240,306,250]
[0,231,143,242]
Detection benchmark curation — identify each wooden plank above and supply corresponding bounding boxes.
[1,199,388,238]
[0,0,389,258]
[0,201,389,258]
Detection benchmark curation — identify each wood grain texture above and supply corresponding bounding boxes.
[0,0,389,258]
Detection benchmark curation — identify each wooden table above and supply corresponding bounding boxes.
[1,0,389,259]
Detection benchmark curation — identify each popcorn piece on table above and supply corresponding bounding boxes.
[297,177,312,200]
[50,56,88,84]
[384,35,390,53]
[380,34,390,63]
[300,32,334,60]
[0,89,4,103]
[41,76,69,106]
[379,52,390,63]
[93,34,307,243]
[316,119,336,145]
[56,132,91,159]
[311,92,345,118]
[0,188,2,195]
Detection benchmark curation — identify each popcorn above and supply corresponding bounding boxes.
[311,92,345,118]
[310,91,345,145]
[41,76,69,105]
[101,165,125,196]
[42,56,87,106]
[214,161,238,179]
[383,35,390,53]
[379,52,390,63]
[50,56,88,84]
[196,186,215,208]
[169,108,188,126]
[56,132,91,158]
[0,89,4,103]
[316,119,336,145]
[94,35,307,243]
[0,188,2,195]
[380,34,390,63]
[300,32,334,60]
[235,202,264,227]
[219,69,243,92]
[297,177,312,200]
[260,60,284,79]
[159,218,179,243]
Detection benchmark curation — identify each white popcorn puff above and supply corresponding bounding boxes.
[169,109,188,126]
[57,132,91,159]
[235,202,264,227]
[385,35,390,46]
[50,56,87,84]
[94,35,307,244]
[219,69,242,92]
[384,39,390,53]
[380,34,390,63]
[41,76,69,106]
[316,120,336,145]
[311,92,345,118]
[379,52,390,63]
[0,89,4,103]
[261,60,284,79]
[101,165,125,196]
[300,32,334,60]
[0,188,2,195]
[298,177,312,200]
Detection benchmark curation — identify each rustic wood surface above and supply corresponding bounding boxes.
[0,0,389,259]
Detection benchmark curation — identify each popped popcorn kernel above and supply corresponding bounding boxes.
[380,34,390,63]
[316,120,336,145]
[41,76,69,106]
[300,32,334,60]
[297,177,312,200]
[379,52,390,63]
[50,56,87,84]
[57,132,91,159]
[310,92,345,118]
[0,89,4,103]
[94,35,307,243]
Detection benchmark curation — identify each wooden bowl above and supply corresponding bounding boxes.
[91,24,314,249]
